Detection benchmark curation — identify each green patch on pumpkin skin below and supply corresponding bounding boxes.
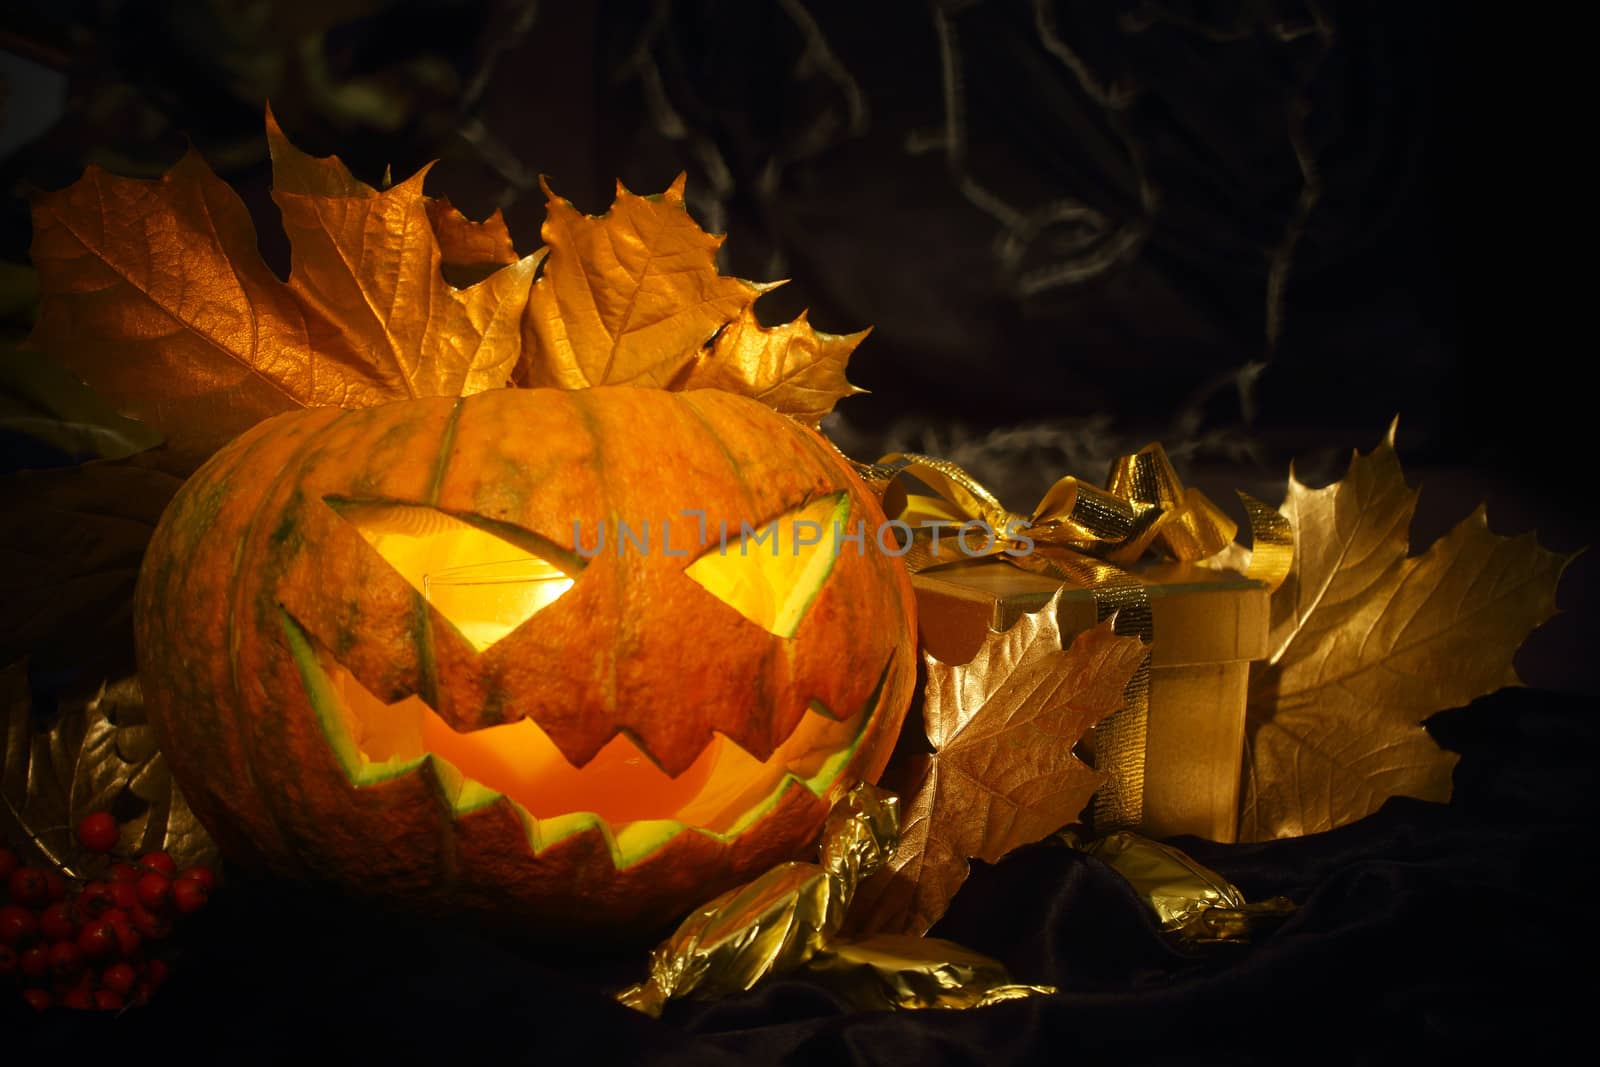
[281,608,428,787]
[280,605,893,869]
[614,820,689,864]
[168,477,231,559]
[535,810,605,849]
[773,493,852,639]
[520,658,888,868]
[715,660,887,840]
[268,513,298,547]
[423,757,503,815]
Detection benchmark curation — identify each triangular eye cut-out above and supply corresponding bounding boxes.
[327,499,583,652]
[685,494,850,637]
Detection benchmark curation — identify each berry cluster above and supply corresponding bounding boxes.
[1,813,214,1012]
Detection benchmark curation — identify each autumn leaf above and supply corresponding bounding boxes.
[0,455,182,690]
[674,307,868,430]
[520,174,767,389]
[2,342,164,464]
[2,662,217,876]
[265,110,539,400]
[426,196,523,275]
[849,599,1147,936]
[517,175,866,426]
[27,114,870,464]
[26,110,541,469]
[1239,423,1575,840]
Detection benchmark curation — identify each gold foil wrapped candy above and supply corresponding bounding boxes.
[1064,829,1296,944]
[618,784,1054,1015]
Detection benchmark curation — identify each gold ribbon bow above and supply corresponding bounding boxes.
[860,444,1292,830]
[870,443,1266,572]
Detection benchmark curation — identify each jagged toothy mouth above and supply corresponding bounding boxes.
[281,611,888,868]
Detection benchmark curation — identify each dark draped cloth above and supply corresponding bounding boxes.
[13,687,1596,1062]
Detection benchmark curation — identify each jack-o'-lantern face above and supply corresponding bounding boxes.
[134,387,915,935]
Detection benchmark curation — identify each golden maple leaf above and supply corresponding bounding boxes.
[26,111,541,467]
[25,116,869,464]
[0,456,181,676]
[516,175,864,428]
[2,662,216,878]
[519,174,761,389]
[674,307,869,430]
[264,112,539,401]
[1240,423,1575,840]
[424,197,521,275]
[849,599,1147,936]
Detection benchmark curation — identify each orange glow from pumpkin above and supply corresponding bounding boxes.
[330,500,579,651]
[684,493,848,637]
[334,494,852,647]
[423,557,574,650]
[320,496,867,831]
[329,663,861,833]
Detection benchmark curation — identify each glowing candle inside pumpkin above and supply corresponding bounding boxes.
[332,500,581,653]
[423,557,574,649]
[327,495,864,832]
[337,658,862,833]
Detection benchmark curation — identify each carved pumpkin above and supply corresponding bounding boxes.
[134,386,915,934]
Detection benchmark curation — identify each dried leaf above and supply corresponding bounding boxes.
[850,599,1147,935]
[68,695,127,825]
[676,307,868,429]
[1,342,164,464]
[265,111,539,402]
[29,116,871,461]
[1,663,216,874]
[517,174,871,422]
[0,456,181,688]
[114,721,160,765]
[262,109,371,197]
[3,662,81,874]
[27,112,541,468]
[0,454,210,869]
[520,173,768,389]
[425,196,521,272]
[1240,422,1575,840]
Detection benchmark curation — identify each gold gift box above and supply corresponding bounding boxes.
[912,558,1269,843]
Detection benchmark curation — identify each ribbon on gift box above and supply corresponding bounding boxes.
[854,444,1292,830]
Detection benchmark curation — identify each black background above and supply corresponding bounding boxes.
[3,2,1595,1059]
[0,0,1500,455]
[3,0,1589,686]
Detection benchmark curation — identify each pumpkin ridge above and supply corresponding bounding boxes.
[227,409,344,871]
[677,389,787,756]
[729,392,859,730]
[677,389,766,530]
[781,406,918,729]
[564,389,623,720]
[137,418,288,868]
[424,397,465,506]
[415,398,465,711]
[422,756,463,895]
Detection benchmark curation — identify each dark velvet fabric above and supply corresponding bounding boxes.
[1,3,1586,1061]
[10,686,1596,1062]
